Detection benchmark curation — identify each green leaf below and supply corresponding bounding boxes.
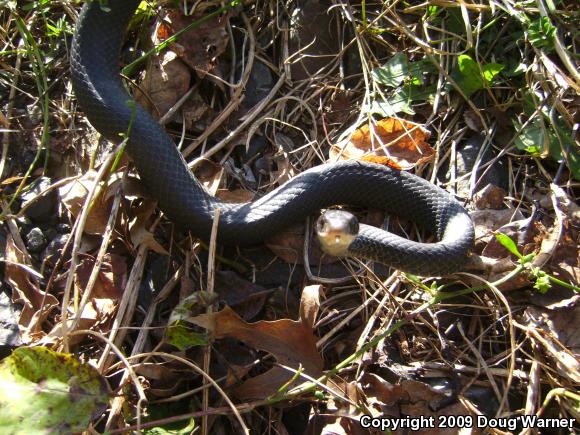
[165,292,215,350]
[407,59,437,86]
[457,54,485,97]
[366,93,414,117]
[548,116,580,181]
[514,110,580,181]
[455,55,504,97]
[495,233,522,258]
[446,7,466,36]
[144,418,196,435]
[142,401,197,434]
[366,83,438,117]
[371,53,409,87]
[528,16,556,51]
[482,63,504,83]
[505,61,527,77]
[167,291,216,323]
[514,119,546,155]
[165,322,208,351]
[0,347,109,434]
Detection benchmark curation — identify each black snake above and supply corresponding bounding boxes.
[70,0,474,275]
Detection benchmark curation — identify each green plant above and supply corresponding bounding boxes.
[527,16,557,51]
[495,233,579,293]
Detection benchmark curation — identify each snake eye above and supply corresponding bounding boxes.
[316,210,359,256]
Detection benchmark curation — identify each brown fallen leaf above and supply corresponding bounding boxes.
[216,188,254,204]
[135,50,191,119]
[5,235,58,343]
[160,9,229,77]
[129,199,168,255]
[306,379,368,435]
[470,208,525,252]
[265,223,328,265]
[193,159,223,194]
[58,170,114,235]
[473,183,506,210]
[44,254,126,344]
[135,363,191,399]
[75,254,127,300]
[331,118,433,170]
[359,375,479,435]
[188,285,324,400]
[524,306,580,383]
[214,270,274,321]
[360,373,407,419]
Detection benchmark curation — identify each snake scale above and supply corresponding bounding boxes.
[70,0,474,275]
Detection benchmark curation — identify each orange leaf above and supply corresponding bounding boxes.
[331,118,434,170]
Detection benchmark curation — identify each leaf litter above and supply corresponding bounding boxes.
[0,1,578,434]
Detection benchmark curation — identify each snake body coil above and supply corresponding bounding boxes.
[70,0,474,275]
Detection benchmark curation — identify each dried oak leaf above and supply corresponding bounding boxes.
[214,270,274,321]
[58,171,114,235]
[265,223,329,265]
[359,375,480,435]
[160,10,229,76]
[135,50,191,119]
[331,118,433,169]
[188,285,324,400]
[44,254,126,345]
[129,199,168,255]
[5,236,58,343]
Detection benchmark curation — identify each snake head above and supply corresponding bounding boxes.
[316,210,359,257]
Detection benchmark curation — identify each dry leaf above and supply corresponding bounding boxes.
[359,375,479,435]
[5,236,58,343]
[45,254,125,344]
[129,200,168,255]
[265,223,330,265]
[58,170,113,235]
[75,254,126,300]
[214,270,274,321]
[135,50,191,118]
[1,175,23,187]
[524,306,580,383]
[193,160,223,194]
[188,287,323,400]
[331,118,433,169]
[270,151,296,186]
[216,189,254,204]
[0,110,9,128]
[160,10,229,76]
[300,285,322,329]
[473,183,506,210]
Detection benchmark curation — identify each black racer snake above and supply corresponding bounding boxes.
[70,0,474,275]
